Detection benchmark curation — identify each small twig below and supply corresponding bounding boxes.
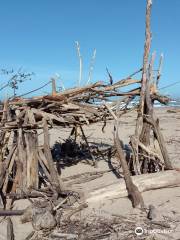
[53,197,68,211]
[106,67,113,85]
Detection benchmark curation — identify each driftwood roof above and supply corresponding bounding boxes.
[0,76,168,129]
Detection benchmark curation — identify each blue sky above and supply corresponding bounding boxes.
[0,0,180,98]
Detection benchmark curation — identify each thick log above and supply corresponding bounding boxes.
[140,52,155,145]
[139,52,155,173]
[139,0,152,116]
[132,0,152,174]
[86,170,180,203]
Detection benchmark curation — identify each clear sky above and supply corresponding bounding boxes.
[0,0,180,98]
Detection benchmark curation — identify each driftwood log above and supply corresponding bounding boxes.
[132,0,152,175]
[86,170,180,204]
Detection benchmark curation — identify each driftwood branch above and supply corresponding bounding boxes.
[87,170,180,203]
[114,125,144,208]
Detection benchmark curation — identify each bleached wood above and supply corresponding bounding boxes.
[86,170,180,203]
[75,41,83,86]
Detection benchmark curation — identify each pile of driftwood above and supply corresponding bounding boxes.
[0,0,180,239]
[0,69,170,199]
[0,77,141,196]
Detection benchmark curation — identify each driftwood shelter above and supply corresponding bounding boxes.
[0,0,180,239]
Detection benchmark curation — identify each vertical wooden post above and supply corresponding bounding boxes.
[140,52,155,173]
[25,131,39,189]
[138,0,152,117]
[51,78,57,96]
[16,128,27,192]
[132,0,152,174]
[1,100,8,123]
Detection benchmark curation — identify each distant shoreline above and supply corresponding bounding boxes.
[155,100,180,108]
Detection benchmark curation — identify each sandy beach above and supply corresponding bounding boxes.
[0,107,180,239]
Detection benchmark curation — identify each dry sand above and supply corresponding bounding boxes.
[0,107,180,239]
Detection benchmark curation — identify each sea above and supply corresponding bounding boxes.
[154,99,180,108]
[103,99,180,109]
